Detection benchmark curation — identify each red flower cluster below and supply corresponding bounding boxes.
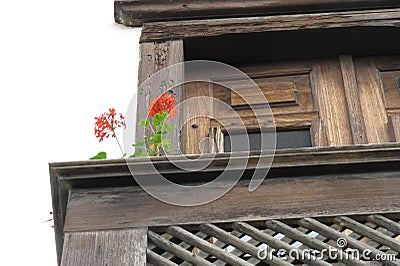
[148,93,177,118]
[94,108,126,142]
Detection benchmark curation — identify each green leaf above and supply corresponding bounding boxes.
[138,119,150,127]
[90,151,107,160]
[132,141,145,147]
[133,148,143,157]
[150,133,163,143]
[162,144,175,152]
[161,139,170,145]
[152,112,168,126]
[162,123,175,133]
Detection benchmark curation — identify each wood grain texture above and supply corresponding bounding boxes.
[136,40,184,154]
[354,57,391,144]
[310,120,328,147]
[339,55,368,144]
[115,0,400,27]
[388,115,400,142]
[61,228,147,266]
[140,8,400,42]
[231,81,296,106]
[311,60,353,146]
[182,81,213,154]
[64,172,400,231]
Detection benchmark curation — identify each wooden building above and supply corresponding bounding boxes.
[51,1,400,265]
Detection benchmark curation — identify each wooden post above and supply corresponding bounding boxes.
[136,40,184,154]
[61,228,147,266]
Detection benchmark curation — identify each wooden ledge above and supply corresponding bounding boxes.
[50,143,400,264]
[114,0,400,27]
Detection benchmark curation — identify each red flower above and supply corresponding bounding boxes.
[94,108,126,142]
[148,93,177,118]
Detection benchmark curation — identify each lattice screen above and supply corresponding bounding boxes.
[147,215,400,266]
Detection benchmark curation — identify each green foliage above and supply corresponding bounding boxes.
[90,151,107,160]
[131,111,175,157]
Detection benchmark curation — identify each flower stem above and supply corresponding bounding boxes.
[113,130,125,157]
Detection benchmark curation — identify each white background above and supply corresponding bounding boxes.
[0,0,140,264]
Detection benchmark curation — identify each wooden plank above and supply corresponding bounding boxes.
[206,126,224,153]
[140,8,400,42]
[61,228,147,266]
[233,222,330,266]
[311,60,353,146]
[182,81,213,154]
[148,230,214,266]
[339,55,368,144]
[167,225,253,266]
[231,81,296,106]
[299,218,399,266]
[264,220,367,266]
[115,0,400,27]
[354,57,391,144]
[147,250,177,266]
[136,40,184,154]
[310,120,328,146]
[64,172,400,231]
[367,215,400,235]
[199,223,292,266]
[388,115,400,142]
[334,216,400,252]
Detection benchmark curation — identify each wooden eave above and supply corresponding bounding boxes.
[50,143,400,264]
[139,8,400,42]
[114,0,400,27]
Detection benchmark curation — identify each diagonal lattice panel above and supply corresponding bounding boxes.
[147,214,400,266]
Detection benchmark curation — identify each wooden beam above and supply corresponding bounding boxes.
[64,172,400,231]
[339,55,368,144]
[61,228,147,266]
[115,0,400,27]
[140,8,400,42]
[136,40,184,154]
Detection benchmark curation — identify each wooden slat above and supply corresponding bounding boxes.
[140,8,400,42]
[182,81,213,154]
[148,230,214,266]
[367,215,400,235]
[136,40,184,154]
[233,222,331,266]
[167,225,253,266]
[264,220,367,266]
[147,249,177,266]
[299,218,399,266]
[354,57,391,144]
[311,60,353,146]
[61,228,147,266]
[206,126,224,153]
[115,0,400,27]
[388,115,400,142]
[339,55,368,144]
[231,81,296,106]
[199,223,292,266]
[334,216,400,252]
